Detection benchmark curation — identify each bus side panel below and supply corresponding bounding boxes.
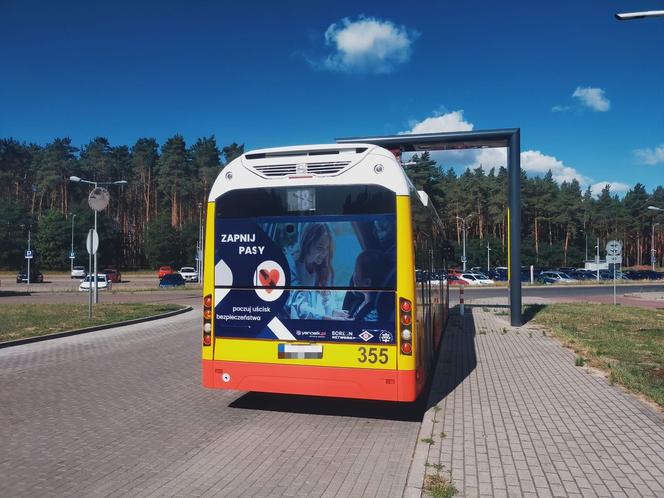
[396,195,419,401]
[202,201,216,363]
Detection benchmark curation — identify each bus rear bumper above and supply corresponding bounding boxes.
[202,360,417,402]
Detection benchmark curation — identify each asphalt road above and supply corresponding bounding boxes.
[0,309,422,497]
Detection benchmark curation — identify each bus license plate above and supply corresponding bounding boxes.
[278,344,323,359]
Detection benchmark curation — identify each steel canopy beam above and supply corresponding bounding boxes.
[336,129,523,327]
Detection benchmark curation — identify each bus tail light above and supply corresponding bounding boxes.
[203,293,212,346]
[399,297,412,355]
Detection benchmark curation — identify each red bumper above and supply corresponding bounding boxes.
[202,360,418,402]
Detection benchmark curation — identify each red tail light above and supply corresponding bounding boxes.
[399,298,412,355]
[203,293,212,346]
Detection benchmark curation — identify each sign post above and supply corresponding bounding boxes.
[86,229,99,318]
[606,240,623,306]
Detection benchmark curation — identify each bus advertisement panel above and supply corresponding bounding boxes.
[214,214,396,345]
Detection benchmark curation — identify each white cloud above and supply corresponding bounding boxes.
[321,16,418,73]
[572,86,610,112]
[399,109,642,195]
[400,110,473,134]
[634,144,664,165]
[551,105,570,112]
[590,182,630,196]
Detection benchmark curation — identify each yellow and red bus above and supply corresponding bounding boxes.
[202,143,449,402]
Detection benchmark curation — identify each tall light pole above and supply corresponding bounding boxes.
[69,176,127,303]
[456,214,474,272]
[69,213,76,272]
[615,10,664,20]
[487,240,491,273]
[649,206,663,271]
[198,202,203,283]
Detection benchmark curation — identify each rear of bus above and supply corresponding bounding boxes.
[202,144,423,402]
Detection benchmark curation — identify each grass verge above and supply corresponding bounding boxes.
[0,303,184,343]
[530,303,664,406]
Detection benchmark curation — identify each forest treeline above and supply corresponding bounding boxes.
[1,136,663,270]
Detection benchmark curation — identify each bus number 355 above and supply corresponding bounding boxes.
[357,347,389,364]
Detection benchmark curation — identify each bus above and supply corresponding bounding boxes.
[202,143,450,402]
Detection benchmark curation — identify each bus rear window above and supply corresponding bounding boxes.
[215,186,396,291]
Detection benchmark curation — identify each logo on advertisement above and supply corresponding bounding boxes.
[253,260,285,302]
[358,331,374,342]
[379,331,393,343]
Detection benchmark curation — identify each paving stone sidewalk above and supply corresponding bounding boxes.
[407,307,664,498]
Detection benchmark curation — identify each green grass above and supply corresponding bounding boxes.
[531,303,664,406]
[0,303,184,342]
[424,472,457,498]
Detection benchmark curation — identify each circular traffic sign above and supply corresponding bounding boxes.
[88,187,110,212]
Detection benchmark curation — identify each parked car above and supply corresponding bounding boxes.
[16,269,44,283]
[103,268,122,283]
[158,266,173,279]
[79,274,111,291]
[70,265,87,279]
[178,266,198,282]
[159,273,186,288]
[457,273,494,286]
[537,271,577,284]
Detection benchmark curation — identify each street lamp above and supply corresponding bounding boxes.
[69,213,76,272]
[456,214,474,271]
[198,202,203,283]
[648,206,663,271]
[69,176,128,303]
[615,10,664,20]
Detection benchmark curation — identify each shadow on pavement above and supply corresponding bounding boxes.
[230,391,425,422]
[425,309,477,410]
[230,307,480,422]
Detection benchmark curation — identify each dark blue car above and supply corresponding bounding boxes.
[159,273,186,288]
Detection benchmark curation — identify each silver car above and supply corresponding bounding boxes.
[71,265,87,279]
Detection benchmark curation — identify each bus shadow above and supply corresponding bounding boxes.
[229,391,425,422]
[229,310,478,421]
[424,309,477,410]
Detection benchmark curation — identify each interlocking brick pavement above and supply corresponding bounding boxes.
[0,309,420,497]
[409,307,664,497]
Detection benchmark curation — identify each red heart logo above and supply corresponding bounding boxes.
[258,268,280,293]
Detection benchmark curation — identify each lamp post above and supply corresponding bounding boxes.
[648,206,663,271]
[615,10,664,20]
[69,176,127,303]
[198,202,203,283]
[456,214,474,271]
[487,240,491,273]
[69,213,76,272]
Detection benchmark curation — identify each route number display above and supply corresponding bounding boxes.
[357,347,389,364]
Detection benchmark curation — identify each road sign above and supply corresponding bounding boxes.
[25,250,33,259]
[69,251,75,259]
[606,240,623,256]
[86,229,99,255]
[88,187,110,212]
[461,256,467,263]
[606,255,622,264]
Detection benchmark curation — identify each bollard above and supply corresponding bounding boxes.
[460,285,465,317]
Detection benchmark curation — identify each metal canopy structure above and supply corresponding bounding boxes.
[336,129,522,326]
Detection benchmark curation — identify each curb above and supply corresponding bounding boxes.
[0,305,194,349]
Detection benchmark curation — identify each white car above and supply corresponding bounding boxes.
[79,274,111,291]
[178,266,199,282]
[458,273,495,285]
[71,266,87,279]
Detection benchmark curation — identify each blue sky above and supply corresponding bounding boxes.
[2,0,663,194]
